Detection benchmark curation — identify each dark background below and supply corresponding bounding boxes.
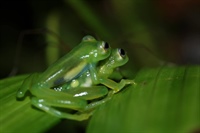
[1,0,200,79]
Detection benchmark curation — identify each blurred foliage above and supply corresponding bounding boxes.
[0,0,200,132]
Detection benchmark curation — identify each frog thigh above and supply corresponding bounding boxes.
[30,86,87,110]
[65,86,108,100]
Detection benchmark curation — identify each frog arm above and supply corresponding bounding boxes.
[98,77,136,93]
[88,63,99,84]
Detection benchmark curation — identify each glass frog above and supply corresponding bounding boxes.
[59,48,134,98]
[58,48,135,112]
[16,35,134,121]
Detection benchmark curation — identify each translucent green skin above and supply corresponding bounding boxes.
[52,48,135,115]
[59,48,134,97]
[16,36,134,121]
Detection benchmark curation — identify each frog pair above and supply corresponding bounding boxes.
[17,35,135,121]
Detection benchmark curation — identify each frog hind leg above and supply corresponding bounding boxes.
[30,85,93,120]
[31,97,93,121]
[84,90,114,111]
[65,86,113,111]
[65,86,108,100]
[30,87,88,110]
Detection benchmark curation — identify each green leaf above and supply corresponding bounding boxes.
[87,65,200,132]
[1,66,199,132]
[0,75,60,133]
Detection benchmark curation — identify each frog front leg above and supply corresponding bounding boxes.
[88,67,135,93]
[76,79,135,113]
[88,64,135,93]
[99,77,136,93]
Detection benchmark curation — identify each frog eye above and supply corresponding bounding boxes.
[118,48,126,58]
[82,35,96,41]
[103,42,110,51]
